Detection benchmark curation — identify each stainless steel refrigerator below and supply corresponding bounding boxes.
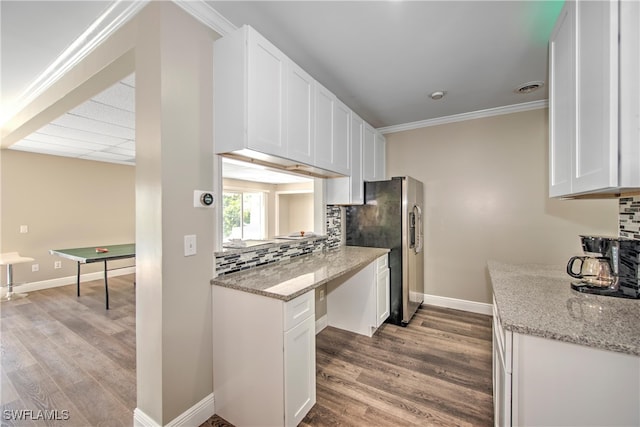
[345,176,424,326]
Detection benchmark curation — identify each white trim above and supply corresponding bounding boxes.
[422,294,493,316]
[133,393,215,427]
[315,314,328,334]
[133,408,157,427]
[0,267,135,297]
[166,393,215,427]
[1,0,149,126]
[377,100,549,135]
[172,0,237,36]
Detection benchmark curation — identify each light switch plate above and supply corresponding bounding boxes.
[184,235,197,256]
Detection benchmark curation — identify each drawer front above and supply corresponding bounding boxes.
[376,254,388,272]
[284,291,315,331]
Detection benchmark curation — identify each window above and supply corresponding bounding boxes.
[223,191,266,241]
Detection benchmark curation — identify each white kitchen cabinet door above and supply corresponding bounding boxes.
[374,132,386,181]
[315,84,334,171]
[315,83,351,176]
[284,314,316,427]
[376,263,390,327]
[548,0,640,197]
[362,123,376,181]
[572,0,618,194]
[548,1,575,197]
[247,28,288,158]
[332,99,351,176]
[326,112,363,205]
[287,62,315,165]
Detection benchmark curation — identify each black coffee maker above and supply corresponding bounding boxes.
[568,235,640,299]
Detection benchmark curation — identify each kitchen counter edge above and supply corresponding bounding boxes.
[211,246,390,302]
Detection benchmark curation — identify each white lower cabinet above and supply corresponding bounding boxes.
[493,296,640,427]
[284,315,316,426]
[213,287,315,427]
[327,255,390,337]
[375,255,390,328]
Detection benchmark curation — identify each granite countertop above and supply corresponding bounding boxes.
[488,260,640,356]
[211,246,389,301]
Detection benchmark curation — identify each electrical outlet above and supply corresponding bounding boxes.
[32,264,39,272]
[20,225,28,233]
[54,261,62,269]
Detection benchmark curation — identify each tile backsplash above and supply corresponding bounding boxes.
[215,205,344,275]
[619,196,640,239]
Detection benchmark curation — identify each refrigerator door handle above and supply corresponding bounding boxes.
[414,205,423,254]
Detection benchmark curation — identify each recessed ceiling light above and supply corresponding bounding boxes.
[429,90,446,100]
[514,81,544,94]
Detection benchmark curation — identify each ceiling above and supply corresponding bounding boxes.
[1,0,562,180]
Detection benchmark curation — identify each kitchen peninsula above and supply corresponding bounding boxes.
[489,261,640,426]
[211,245,389,426]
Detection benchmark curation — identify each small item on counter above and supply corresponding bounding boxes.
[96,247,109,253]
[300,231,305,237]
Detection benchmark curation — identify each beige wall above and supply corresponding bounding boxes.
[222,178,314,239]
[0,150,135,281]
[386,108,619,304]
[277,192,314,236]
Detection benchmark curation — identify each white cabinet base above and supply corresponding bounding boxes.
[212,287,315,427]
[512,334,640,427]
[326,256,389,337]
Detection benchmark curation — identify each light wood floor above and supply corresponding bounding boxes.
[1,274,136,426]
[204,305,494,427]
[2,279,493,427]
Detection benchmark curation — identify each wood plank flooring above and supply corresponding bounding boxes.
[203,305,494,427]
[0,275,136,426]
[3,279,493,427]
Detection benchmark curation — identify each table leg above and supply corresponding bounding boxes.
[7,265,13,295]
[104,260,109,310]
[77,262,81,297]
[1,264,28,301]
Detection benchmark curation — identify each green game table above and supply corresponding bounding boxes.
[50,243,135,309]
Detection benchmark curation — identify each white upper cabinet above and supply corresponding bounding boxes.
[315,83,351,176]
[326,112,364,205]
[549,0,640,197]
[247,29,288,157]
[214,26,288,157]
[362,124,376,181]
[363,123,386,182]
[549,3,574,197]
[215,25,385,182]
[287,62,315,165]
[374,132,386,181]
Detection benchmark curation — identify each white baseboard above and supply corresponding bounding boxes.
[134,393,215,427]
[422,293,492,316]
[0,267,135,297]
[315,315,328,334]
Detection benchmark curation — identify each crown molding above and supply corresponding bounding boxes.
[1,0,149,127]
[173,0,237,36]
[377,100,549,135]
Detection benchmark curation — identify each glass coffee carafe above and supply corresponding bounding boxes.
[566,256,616,289]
